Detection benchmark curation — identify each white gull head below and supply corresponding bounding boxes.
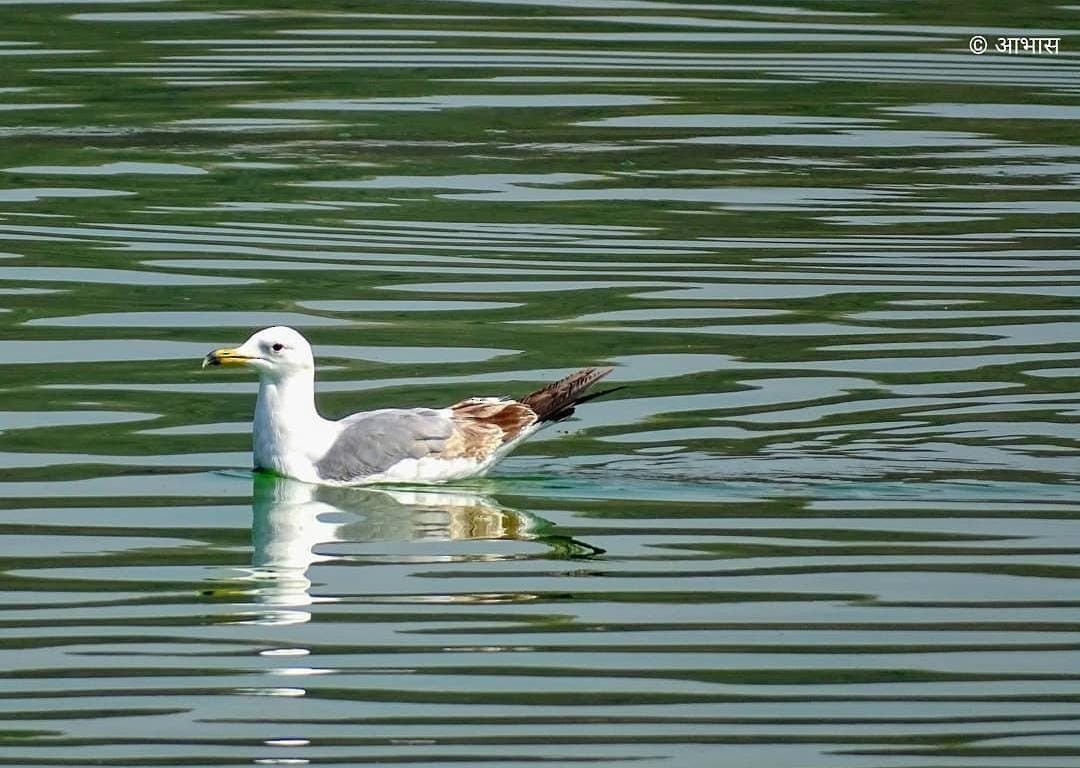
[203,325,315,382]
[204,326,335,482]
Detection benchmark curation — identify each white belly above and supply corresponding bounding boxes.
[331,456,491,486]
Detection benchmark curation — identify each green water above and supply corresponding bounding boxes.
[1,2,1079,766]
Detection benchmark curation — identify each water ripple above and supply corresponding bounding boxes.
[0,3,1078,767]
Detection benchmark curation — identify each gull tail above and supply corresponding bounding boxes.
[520,366,620,423]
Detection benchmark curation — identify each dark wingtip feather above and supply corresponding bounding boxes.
[520,366,618,423]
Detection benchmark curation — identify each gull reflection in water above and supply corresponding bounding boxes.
[231,472,602,625]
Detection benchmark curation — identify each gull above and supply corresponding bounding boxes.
[203,326,616,486]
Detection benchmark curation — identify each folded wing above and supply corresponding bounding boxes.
[314,367,616,483]
[315,408,453,482]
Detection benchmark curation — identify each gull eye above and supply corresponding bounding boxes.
[271,343,285,352]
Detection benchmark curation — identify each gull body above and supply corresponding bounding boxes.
[203,326,614,486]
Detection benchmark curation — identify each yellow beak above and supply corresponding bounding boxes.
[202,347,254,368]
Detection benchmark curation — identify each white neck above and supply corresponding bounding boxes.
[252,371,335,478]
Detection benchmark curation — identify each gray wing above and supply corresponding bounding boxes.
[315,408,454,482]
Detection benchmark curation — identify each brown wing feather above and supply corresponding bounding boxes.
[444,399,538,459]
[442,367,615,460]
[520,366,615,422]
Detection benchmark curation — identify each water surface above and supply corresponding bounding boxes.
[1,2,1079,766]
